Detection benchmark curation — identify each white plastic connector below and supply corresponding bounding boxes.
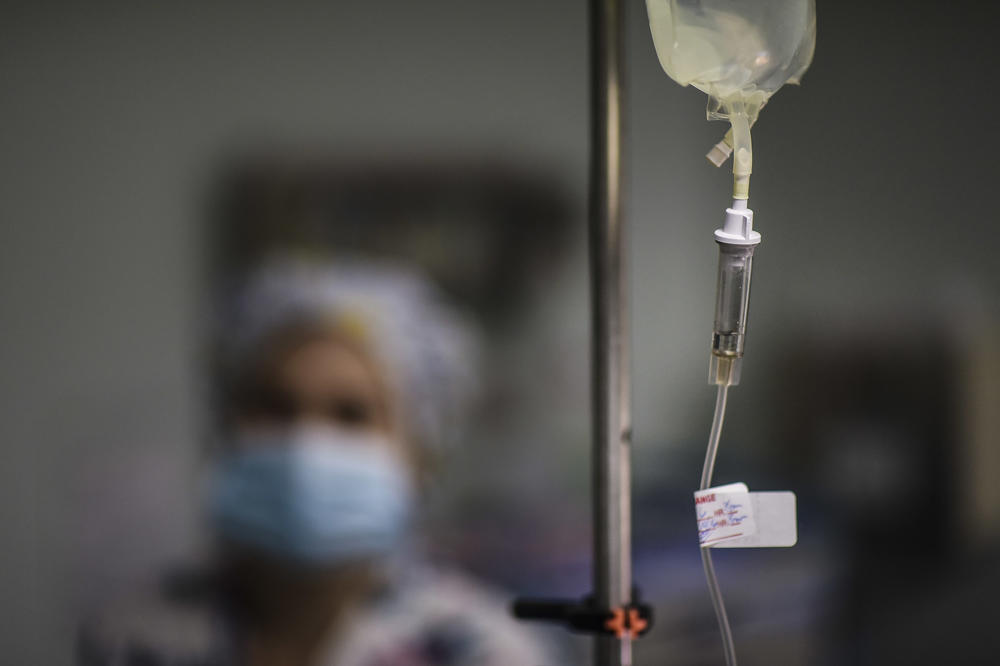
[714,199,761,246]
[706,139,734,168]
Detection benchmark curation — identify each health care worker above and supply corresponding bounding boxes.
[79,256,551,666]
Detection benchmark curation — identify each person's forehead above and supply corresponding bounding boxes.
[274,332,384,394]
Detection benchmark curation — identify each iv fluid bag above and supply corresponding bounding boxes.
[646,0,815,121]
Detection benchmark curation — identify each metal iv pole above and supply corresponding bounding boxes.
[511,2,644,663]
[589,0,631,664]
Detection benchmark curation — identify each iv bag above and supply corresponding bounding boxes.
[646,0,815,122]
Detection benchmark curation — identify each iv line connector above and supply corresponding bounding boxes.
[709,201,760,387]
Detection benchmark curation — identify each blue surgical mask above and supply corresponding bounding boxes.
[208,425,414,564]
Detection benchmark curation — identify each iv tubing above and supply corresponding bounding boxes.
[729,102,752,200]
[700,384,738,666]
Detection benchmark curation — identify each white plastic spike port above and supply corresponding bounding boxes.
[714,199,761,246]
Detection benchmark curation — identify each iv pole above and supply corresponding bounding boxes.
[510,2,644,663]
[589,0,631,664]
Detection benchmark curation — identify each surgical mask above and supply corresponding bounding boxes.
[208,425,414,564]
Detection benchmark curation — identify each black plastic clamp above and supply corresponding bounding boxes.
[511,588,654,640]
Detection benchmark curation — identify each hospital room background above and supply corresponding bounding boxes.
[2,1,1000,664]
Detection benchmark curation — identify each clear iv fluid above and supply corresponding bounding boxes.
[646,0,815,196]
[650,10,769,106]
[646,0,815,118]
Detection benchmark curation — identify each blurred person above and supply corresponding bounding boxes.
[78,256,552,666]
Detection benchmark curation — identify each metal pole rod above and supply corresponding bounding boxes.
[589,0,631,664]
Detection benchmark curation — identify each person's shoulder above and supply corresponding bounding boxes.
[399,565,518,618]
[372,564,559,665]
[77,573,229,666]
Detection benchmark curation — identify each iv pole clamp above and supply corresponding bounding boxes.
[511,590,653,642]
[511,0,650,663]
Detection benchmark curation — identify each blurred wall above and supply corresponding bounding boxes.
[2,1,998,665]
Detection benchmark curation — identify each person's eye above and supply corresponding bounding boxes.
[328,398,375,427]
[245,387,297,423]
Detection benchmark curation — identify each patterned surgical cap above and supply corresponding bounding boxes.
[220,255,480,452]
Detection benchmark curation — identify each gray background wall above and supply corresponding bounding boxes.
[2,1,998,664]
